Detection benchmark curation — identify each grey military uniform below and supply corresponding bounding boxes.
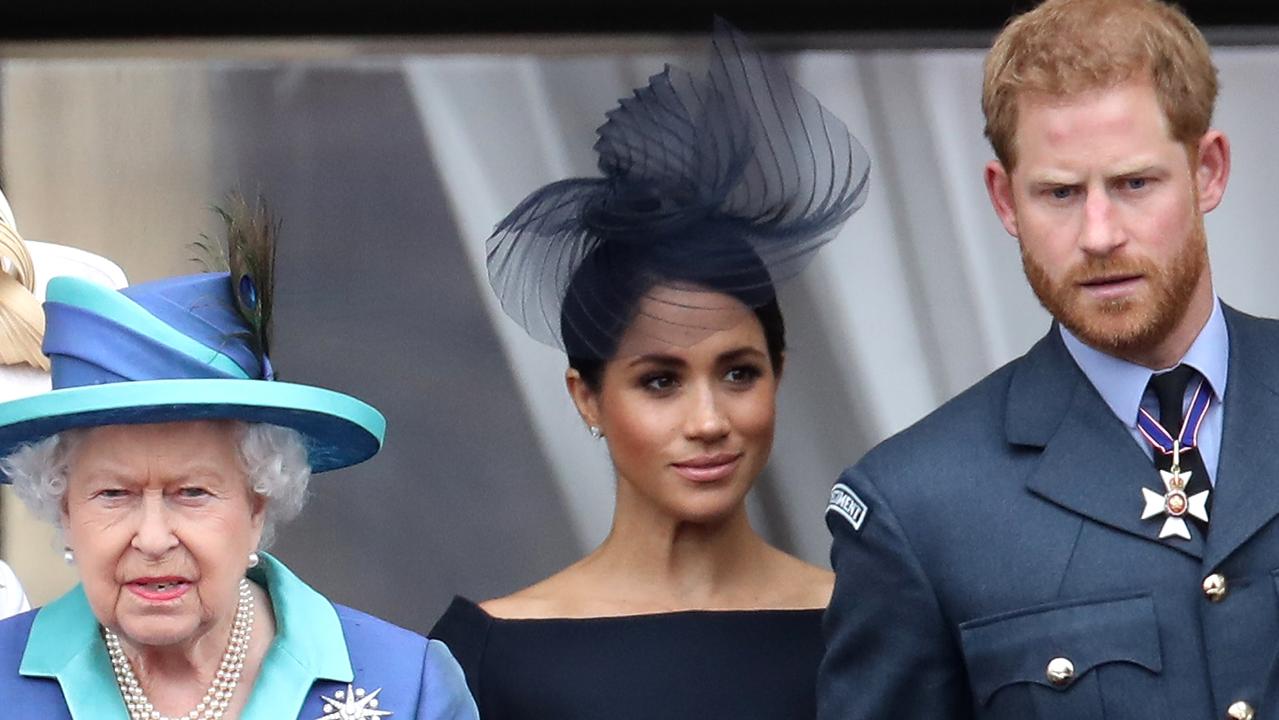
[819,307,1279,720]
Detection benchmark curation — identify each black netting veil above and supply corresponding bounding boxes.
[485,18,871,358]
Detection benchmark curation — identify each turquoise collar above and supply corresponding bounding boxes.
[19,553,352,719]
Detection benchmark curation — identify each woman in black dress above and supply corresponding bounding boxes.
[432,20,870,719]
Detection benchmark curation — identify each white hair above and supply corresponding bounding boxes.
[0,421,311,549]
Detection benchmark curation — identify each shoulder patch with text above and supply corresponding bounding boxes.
[827,483,868,531]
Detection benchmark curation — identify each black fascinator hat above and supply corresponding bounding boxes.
[486,18,871,359]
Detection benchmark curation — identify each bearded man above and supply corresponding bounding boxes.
[819,1,1279,719]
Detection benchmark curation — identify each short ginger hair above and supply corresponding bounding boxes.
[982,0,1218,169]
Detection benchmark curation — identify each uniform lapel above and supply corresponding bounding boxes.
[1203,307,1279,570]
[1014,328,1205,559]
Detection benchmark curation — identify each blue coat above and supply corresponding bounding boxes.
[820,308,1279,720]
[0,554,477,719]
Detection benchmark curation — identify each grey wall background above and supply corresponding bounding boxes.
[4,34,1279,631]
[209,65,581,627]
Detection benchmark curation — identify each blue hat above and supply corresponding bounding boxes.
[0,272,385,479]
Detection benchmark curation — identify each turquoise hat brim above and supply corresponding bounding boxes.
[0,379,385,479]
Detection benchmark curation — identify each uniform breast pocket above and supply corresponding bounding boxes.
[958,593,1165,720]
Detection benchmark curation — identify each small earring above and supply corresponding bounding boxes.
[63,548,75,565]
[247,551,260,569]
[589,425,603,440]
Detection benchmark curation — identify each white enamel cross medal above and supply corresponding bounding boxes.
[1140,441,1209,540]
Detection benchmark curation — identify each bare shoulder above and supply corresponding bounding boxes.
[479,567,586,620]
[762,547,834,609]
[796,560,836,607]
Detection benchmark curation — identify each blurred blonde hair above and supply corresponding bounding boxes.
[0,209,46,371]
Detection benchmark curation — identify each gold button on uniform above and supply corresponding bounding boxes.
[1227,701,1255,720]
[1203,573,1228,602]
[1045,657,1075,686]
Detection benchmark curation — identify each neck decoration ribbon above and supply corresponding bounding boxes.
[1136,378,1211,539]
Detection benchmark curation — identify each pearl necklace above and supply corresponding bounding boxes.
[105,579,254,720]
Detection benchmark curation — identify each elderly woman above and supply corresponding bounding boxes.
[0,205,477,719]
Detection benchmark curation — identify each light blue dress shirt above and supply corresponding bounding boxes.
[1060,298,1228,484]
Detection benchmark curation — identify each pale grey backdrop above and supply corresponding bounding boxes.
[3,33,1279,630]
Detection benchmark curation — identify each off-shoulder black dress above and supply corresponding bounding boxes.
[430,596,824,719]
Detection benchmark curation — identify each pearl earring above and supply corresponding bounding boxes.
[589,425,603,439]
[63,549,75,565]
[247,551,260,569]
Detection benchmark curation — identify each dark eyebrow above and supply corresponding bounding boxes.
[626,353,687,369]
[624,346,767,369]
[718,347,768,364]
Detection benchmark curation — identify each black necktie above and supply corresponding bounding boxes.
[1147,365,1212,532]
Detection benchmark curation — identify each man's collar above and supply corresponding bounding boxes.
[1059,298,1229,427]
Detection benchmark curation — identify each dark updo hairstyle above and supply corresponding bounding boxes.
[560,223,785,392]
